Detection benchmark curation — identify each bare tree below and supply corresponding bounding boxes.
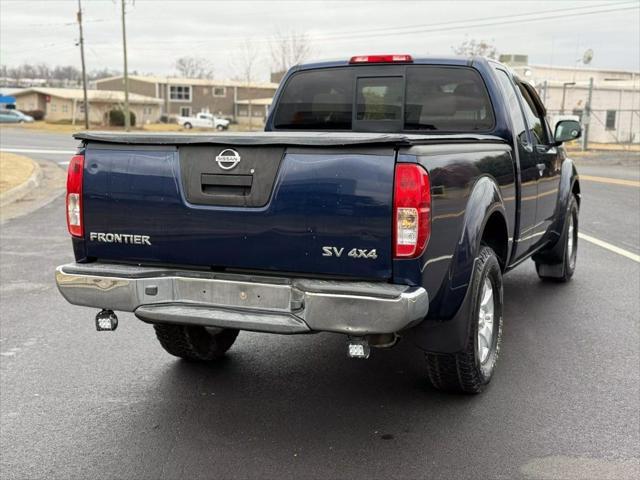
[231,39,262,130]
[35,63,50,80]
[270,31,312,75]
[52,65,81,83]
[174,56,214,79]
[452,39,499,59]
[89,67,122,81]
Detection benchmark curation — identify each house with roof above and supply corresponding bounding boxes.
[95,75,279,124]
[12,87,162,125]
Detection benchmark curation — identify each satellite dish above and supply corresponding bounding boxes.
[582,49,594,65]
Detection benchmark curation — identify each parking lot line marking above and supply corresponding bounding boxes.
[0,147,75,155]
[579,233,640,263]
[580,175,640,188]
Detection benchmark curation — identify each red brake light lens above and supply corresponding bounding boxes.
[349,54,413,64]
[66,154,84,237]
[393,164,431,258]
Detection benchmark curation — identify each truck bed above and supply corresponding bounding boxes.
[73,131,507,282]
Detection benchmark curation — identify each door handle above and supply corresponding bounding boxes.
[536,163,546,176]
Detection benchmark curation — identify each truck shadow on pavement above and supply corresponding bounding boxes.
[115,266,587,472]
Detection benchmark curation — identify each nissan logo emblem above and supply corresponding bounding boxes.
[215,149,241,170]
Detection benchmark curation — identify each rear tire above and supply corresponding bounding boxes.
[425,246,504,394]
[183,122,192,129]
[535,194,579,282]
[154,324,239,361]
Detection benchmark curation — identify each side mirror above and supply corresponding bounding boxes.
[554,119,582,144]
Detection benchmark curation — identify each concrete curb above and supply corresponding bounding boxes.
[0,160,43,208]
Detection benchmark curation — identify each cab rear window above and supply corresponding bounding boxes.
[273,65,494,132]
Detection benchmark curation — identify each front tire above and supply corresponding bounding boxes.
[535,194,579,282]
[425,246,504,394]
[216,124,225,131]
[154,324,239,361]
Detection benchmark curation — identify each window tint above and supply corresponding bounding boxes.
[356,77,403,121]
[273,65,494,132]
[274,68,353,130]
[405,66,493,131]
[517,83,547,144]
[495,69,527,145]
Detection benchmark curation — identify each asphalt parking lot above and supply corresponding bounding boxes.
[1,127,638,479]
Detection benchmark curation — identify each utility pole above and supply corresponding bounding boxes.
[582,77,594,151]
[121,0,130,131]
[77,0,89,129]
[630,72,636,145]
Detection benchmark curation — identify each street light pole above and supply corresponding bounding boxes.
[120,0,130,131]
[77,0,89,129]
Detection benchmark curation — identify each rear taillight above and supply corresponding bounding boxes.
[393,164,431,258]
[66,154,84,237]
[349,54,413,64]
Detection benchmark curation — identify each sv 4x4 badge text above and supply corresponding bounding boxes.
[322,246,378,259]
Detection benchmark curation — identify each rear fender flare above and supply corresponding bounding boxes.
[412,176,507,353]
[450,175,507,291]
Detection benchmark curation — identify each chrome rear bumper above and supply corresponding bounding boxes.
[55,263,429,335]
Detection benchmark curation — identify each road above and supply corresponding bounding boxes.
[1,127,638,480]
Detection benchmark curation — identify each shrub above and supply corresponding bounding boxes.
[23,110,45,121]
[108,109,136,127]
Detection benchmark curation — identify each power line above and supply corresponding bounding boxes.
[129,1,638,48]
[21,18,113,27]
[312,1,638,40]
[312,4,640,43]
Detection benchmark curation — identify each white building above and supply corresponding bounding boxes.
[509,63,639,144]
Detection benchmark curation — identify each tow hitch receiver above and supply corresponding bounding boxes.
[347,337,370,359]
[96,309,118,331]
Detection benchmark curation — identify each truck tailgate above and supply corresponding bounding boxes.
[81,141,396,280]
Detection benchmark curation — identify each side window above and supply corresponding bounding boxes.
[517,83,548,145]
[495,69,528,146]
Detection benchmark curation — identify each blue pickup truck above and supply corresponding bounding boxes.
[56,55,581,393]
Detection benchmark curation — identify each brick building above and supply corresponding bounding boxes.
[95,75,279,124]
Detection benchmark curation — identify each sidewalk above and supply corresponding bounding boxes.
[0,152,42,207]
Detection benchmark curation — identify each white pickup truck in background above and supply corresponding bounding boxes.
[176,112,230,130]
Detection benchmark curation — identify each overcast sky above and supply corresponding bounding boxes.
[1,0,639,80]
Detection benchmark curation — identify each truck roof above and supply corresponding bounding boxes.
[293,55,498,72]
